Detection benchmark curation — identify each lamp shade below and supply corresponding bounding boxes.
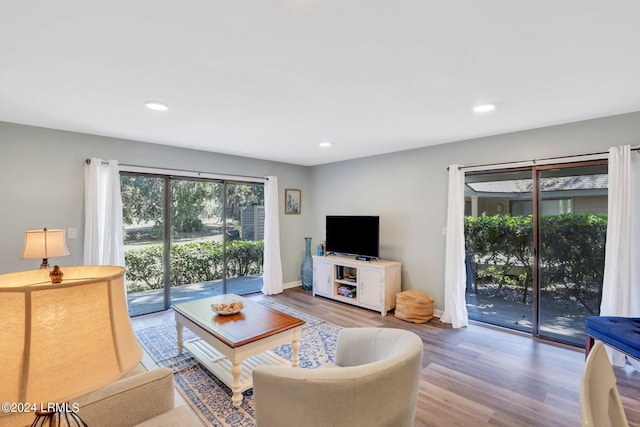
[0,266,141,406]
[21,228,70,259]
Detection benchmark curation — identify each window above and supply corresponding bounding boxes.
[465,161,607,346]
[121,173,265,316]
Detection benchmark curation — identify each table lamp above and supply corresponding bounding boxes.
[0,266,142,427]
[21,228,70,283]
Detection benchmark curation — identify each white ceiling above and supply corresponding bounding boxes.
[2,1,640,166]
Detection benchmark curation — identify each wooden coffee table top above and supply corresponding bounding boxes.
[172,294,305,348]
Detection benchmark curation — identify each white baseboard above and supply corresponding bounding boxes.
[283,280,302,290]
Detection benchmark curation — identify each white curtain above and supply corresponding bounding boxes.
[441,164,469,328]
[84,158,125,266]
[261,176,284,295]
[600,145,640,367]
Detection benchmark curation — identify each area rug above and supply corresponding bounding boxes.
[134,301,340,426]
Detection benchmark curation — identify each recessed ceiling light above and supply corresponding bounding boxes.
[145,101,169,111]
[319,141,332,148]
[473,104,496,113]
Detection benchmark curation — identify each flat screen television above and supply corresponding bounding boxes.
[325,215,379,259]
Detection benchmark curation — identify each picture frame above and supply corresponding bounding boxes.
[285,189,301,214]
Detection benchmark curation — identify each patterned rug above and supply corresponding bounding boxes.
[135,300,340,426]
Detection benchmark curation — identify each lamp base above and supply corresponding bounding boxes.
[49,265,63,284]
[31,407,87,427]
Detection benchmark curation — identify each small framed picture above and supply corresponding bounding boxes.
[285,189,301,214]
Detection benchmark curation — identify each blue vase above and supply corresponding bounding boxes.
[301,237,313,291]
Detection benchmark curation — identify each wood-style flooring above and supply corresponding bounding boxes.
[131,288,640,427]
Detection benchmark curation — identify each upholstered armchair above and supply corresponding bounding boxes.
[0,365,203,427]
[580,341,629,427]
[253,327,423,427]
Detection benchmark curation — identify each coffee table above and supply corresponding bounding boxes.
[172,294,305,407]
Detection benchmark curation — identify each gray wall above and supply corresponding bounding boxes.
[309,111,640,310]
[0,121,312,280]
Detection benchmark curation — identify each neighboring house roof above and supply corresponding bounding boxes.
[466,174,608,195]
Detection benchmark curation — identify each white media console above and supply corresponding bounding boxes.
[312,255,401,316]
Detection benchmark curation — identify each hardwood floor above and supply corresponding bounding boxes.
[131,288,640,427]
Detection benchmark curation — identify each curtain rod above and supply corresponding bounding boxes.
[448,146,640,172]
[86,158,135,167]
[85,158,268,182]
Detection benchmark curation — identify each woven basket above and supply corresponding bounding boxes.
[394,290,434,323]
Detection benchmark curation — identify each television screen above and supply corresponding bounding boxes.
[325,216,379,258]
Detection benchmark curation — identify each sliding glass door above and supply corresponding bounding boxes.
[223,182,265,295]
[464,170,534,334]
[169,179,224,305]
[121,174,167,316]
[122,174,265,316]
[536,163,608,344]
[465,161,608,346]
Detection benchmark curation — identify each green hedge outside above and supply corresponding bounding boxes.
[465,213,606,313]
[125,240,264,292]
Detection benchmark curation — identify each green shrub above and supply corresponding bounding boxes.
[124,245,164,291]
[465,213,606,312]
[226,240,264,277]
[125,240,264,291]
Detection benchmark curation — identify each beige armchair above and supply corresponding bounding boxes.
[253,327,423,427]
[0,365,203,427]
[75,365,203,427]
[580,340,629,427]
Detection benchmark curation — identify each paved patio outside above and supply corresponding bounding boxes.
[466,293,590,346]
